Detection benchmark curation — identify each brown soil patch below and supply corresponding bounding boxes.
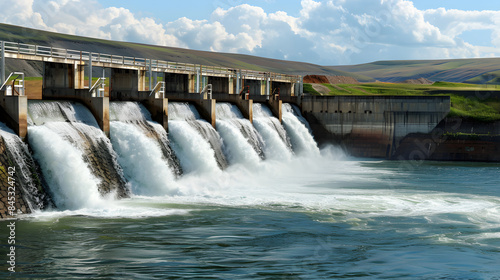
[303,75,330,84]
[25,80,42,100]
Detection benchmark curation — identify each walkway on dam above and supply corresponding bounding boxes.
[0,40,304,139]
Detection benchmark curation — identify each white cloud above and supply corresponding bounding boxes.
[0,0,499,65]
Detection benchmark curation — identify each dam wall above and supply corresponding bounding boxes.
[302,95,451,158]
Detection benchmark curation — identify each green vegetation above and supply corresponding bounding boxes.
[303,83,320,95]
[447,96,500,122]
[24,77,43,81]
[304,81,500,122]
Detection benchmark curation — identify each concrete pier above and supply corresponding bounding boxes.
[0,93,27,140]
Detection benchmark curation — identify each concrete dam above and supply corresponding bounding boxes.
[0,41,450,218]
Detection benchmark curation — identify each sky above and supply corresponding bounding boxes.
[0,0,498,66]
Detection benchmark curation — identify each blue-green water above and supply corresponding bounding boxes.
[2,155,500,279]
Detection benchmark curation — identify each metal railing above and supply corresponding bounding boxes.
[89,77,106,97]
[201,84,212,100]
[1,72,24,96]
[150,81,165,98]
[0,40,300,82]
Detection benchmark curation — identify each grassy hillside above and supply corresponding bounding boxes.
[0,23,372,81]
[304,81,500,122]
[330,59,500,84]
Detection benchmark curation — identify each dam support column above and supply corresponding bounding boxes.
[196,98,216,128]
[74,62,85,89]
[85,95,110,137]
[138,69,147,91]
[66,89,111,137]
[228,76,234,94]
[188,74,196,93]
[1,41,4,85]
[238,98,253,124]
[268,94,282,123]
[0,94,27,140]
[144,97,168,131]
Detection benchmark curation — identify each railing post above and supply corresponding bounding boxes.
[196,66,200,93]
[89,52,93,89]
[149,59,152,91]
[1,41,5,86]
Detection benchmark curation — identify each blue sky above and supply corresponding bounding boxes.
[0,0,499,65]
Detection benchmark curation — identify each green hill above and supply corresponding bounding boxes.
[330,59,500,84]
[3,23,499,85]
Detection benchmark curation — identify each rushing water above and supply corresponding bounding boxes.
[109,102,181,196]
[1,102,499,279]
[216,102,265,165]
[168,102,228,172]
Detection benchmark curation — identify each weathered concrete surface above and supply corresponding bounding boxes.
[0,93,28,140]
[165,73,190,93]
[302,95,450,158]
[208,76,229,94]
[110,68,139,95]
[43,62,74,89]
[244,79,263,95]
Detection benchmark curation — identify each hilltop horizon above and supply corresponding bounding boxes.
[1,23,500,84]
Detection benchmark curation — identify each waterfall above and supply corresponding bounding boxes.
[216,102,264,165]
[109,102,180,196]
[252,103,293,160]
[282,103,320,156]
[27,101,128,210]
[0,123,53,214]
[168,102,227,173]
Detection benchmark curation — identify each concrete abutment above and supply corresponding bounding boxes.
[0,94,27,140]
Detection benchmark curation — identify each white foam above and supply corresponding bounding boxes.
[282,103,320,156]
[28,125,106,210]
[168,120,221,174]
[216,102,263,165]
[110,121,179,196]
[216,120,262,166]
[253,103,293,160]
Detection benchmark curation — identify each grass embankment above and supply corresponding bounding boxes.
[304,81,500,122]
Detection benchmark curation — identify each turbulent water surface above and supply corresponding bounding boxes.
[0,102,499,279]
